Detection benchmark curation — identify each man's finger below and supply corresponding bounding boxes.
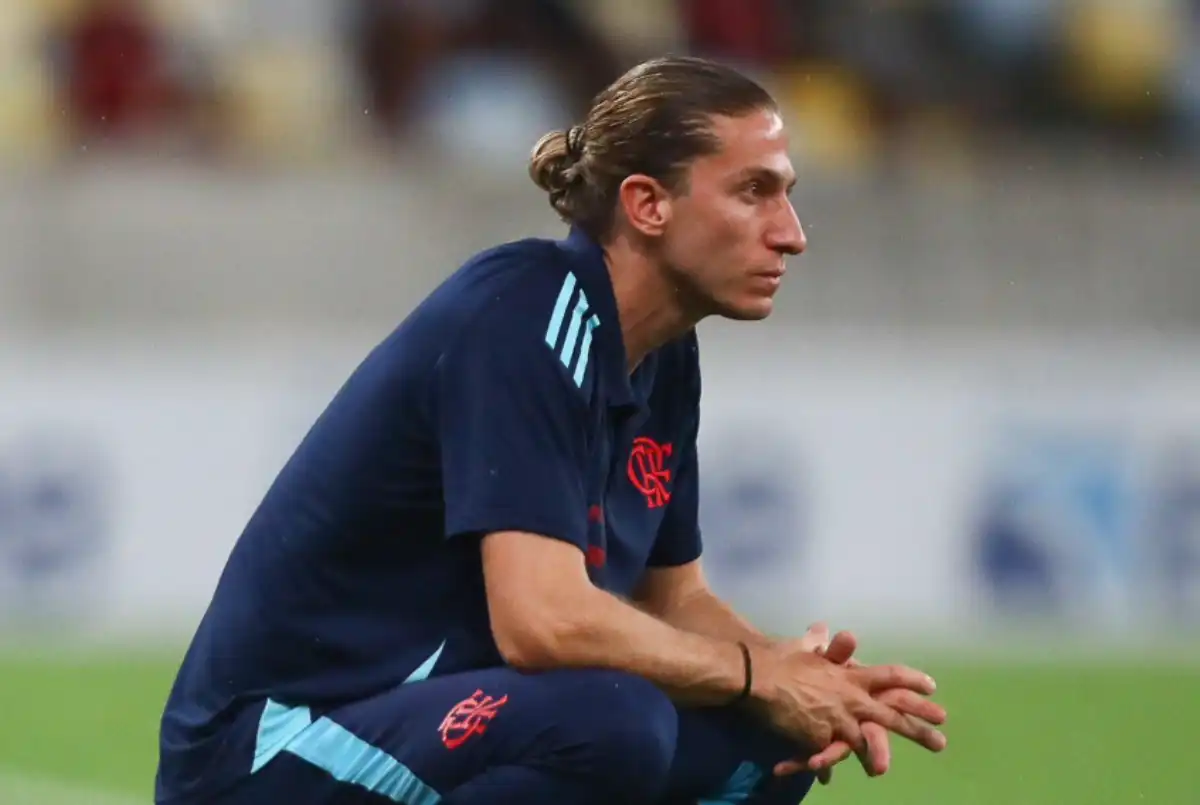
[862,721,891,776]
[853,664,937,696]
[822,630,857,665]
[853,736,874,778]
[773,759,809,777]
[773,757,836,786]
[805,740,853,772]
[832,714,867,756]
[854,698,948,753]
[773,759,802,777]
[805,695,940,778]
[804,721,897,779]
[806,720,895,777]
[877,688,948,726]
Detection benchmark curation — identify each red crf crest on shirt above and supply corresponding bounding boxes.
[628,437,673,508]
[438,689,509,750]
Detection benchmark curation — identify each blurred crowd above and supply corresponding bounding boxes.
[1,0,1198,168]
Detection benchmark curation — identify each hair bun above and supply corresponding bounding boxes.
[565,125,586,161]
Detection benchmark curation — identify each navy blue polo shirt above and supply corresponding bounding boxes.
[155,229,702,803]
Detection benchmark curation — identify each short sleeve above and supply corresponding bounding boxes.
[647,335,703,567]
[646,430,703,567]
[437,293,592,551]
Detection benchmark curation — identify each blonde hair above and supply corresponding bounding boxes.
[529,56,777,239]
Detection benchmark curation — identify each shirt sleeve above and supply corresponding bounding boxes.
[646,428,703,567]
[647,336,703,567]
[437,287,593,552]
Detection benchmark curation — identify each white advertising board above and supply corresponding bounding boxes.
[694,327,1200,642]
[2,329,1198,645]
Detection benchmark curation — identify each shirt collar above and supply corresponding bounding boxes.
[559,227,638,408]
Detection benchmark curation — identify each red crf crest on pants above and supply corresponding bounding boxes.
[438,689,510,749]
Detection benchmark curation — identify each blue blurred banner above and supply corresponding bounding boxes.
[0,430,112,629]
[973,426,1136,627]
[1150,444,1200,628]
[700,425,806,600]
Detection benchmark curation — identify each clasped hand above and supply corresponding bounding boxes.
[749,623,948,786]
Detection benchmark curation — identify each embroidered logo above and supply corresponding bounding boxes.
[438,689,509,750]
[628,437,673,508]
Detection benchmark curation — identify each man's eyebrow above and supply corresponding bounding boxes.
[735,167,797,191]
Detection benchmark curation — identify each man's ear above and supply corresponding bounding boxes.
[617,174,673,237]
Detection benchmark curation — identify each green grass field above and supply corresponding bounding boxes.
[0,650,1193,804]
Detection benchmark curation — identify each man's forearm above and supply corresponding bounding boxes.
[652,589,775,648]
[485,533,776,707]
[507,585,771,707]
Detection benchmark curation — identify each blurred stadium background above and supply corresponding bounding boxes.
[2,0,1199,803]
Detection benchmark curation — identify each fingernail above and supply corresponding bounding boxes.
[925,675,936,691]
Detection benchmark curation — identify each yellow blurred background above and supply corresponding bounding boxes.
[0,0,1196,168]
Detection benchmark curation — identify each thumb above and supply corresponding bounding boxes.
[822,630,858,666]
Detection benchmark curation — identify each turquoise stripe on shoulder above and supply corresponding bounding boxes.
[572,315,600,387]
[403,640,446,684]
[252,698,313,773]
[287,716,442,805]
[544,272,578,349]
[559,290,591,368]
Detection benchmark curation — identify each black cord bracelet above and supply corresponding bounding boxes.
[734,641,753,703]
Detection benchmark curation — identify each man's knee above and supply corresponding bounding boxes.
[545,670,678,801]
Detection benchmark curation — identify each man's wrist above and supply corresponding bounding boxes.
[731,642,754,703]
[740,642,780,708]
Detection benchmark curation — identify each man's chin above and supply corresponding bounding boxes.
[720,298,774,322]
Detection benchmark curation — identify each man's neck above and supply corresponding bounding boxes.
[602,234,700,372]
